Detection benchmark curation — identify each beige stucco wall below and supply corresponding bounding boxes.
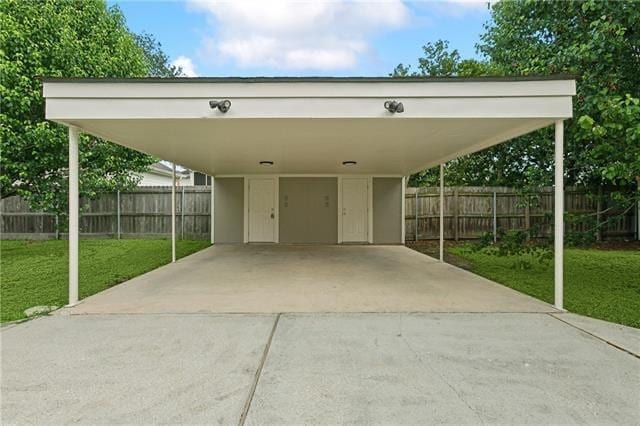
[279,177,338,244]
[373,177,403,244]
[214,178,244,243]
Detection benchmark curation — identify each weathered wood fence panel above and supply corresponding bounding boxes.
[405,186,638,241]
[1,186,637,241]
[1,186,212,240]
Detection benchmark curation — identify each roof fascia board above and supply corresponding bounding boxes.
[43,79,576,99]
[46,96,574,120]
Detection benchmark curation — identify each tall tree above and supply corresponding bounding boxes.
[135,31,182,77]
[397,1,640,204]
[391,40,508,187]
[479,0,640,199]
[0,0,160,223]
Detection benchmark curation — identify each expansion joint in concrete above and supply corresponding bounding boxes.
[239,313,281,425]
[548,313,640,360]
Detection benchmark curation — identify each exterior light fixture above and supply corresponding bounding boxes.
[259,161,274,166]
[384,100,404,114]
[342,161,357,166]
[209,99,231,113]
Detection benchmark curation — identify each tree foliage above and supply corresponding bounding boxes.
[396,1,640,201]
[135,31,182,77]
[0,0,165,222]
[479,0,639,195]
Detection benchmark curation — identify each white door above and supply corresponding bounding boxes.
[248,178,276,242]
[342,178,368,242]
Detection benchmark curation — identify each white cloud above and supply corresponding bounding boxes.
[171,55,199,77]
[188,0,410,71]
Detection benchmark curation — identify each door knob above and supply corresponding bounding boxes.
[270,213,275,219]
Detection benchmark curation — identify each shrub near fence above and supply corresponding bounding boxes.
[1,185,637,241]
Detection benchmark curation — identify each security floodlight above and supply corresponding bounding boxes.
[384,100,404,114]
[209,99,231,113]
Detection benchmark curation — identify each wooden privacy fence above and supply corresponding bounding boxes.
[1,186,637,241]
[1,186,212,240]
[405,186,638,241]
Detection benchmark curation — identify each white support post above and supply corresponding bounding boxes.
[554,120,564,310]
[439,164,444,262]
[68,126,79,306]
[211,176,216,244]
[171,163,176,263]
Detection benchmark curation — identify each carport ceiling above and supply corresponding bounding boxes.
[43,77,575,176]
[72,117,553,175]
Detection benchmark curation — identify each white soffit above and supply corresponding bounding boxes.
[42,77,575,175]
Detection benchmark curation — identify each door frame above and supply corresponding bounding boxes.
[244,176,279,243]
[337,176,373,244]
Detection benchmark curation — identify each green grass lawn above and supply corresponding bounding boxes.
[1,239,210,323]
[445,245,640,328]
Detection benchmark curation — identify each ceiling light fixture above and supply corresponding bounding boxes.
[259,161,274,166]
[342,161,357,166]
[209,99,231,113]
[384,100,404,114]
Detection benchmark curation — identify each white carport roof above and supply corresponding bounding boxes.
[42,76,575,176]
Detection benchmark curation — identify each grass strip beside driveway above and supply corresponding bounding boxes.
[410,243,639,328]
[1,239,210,323]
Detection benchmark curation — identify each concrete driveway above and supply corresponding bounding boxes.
[2,313,639,424]
[2,246,639,424]
[64,245,553,314]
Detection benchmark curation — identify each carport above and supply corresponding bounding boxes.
[42,76,575,310]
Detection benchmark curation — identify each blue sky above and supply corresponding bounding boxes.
[109,1,492,77]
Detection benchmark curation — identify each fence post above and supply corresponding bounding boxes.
[55,214,59,240]
[637,198,640,241]
[414,190,418,241]
[492,190,497,243]
[637,177,640,241]
[453,188,459,241]
[596,187,602,242]
[181,185,185,240]
[116,190,121,240]
[524,195,531,240]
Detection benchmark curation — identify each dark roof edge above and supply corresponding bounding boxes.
[39,75,577,83]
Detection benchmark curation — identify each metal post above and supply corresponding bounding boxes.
[414,190,418,242]
[439,164,444,262]
[116,190,121,240]
[554,120,564,310]
[492,191,497,243]
[181,184,185,240]
[68,126,79,306]
[210,176,215,245]
[171,163,176,263]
